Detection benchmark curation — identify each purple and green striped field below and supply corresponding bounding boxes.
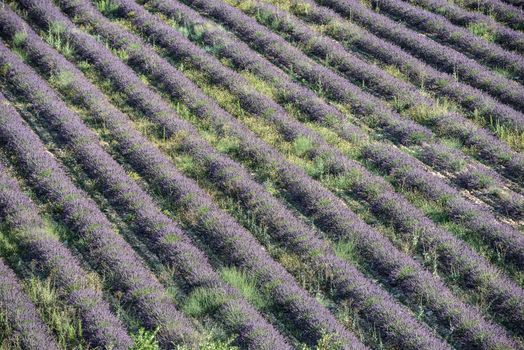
[0,0,522,349]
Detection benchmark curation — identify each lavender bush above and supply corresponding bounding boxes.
[0,255,59,350]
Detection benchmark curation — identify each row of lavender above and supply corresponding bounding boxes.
[456,0,524,30]
[402,0,524,53]
[367,0,524,76]
[312,0,524,114]
[217,0,524,220]
[49,0,524,348]
[0,3,368,348]
[0,246,59,350]
[468,0,524,30]
[5,1,461,349]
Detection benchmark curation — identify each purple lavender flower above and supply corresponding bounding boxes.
[0,257,59,350]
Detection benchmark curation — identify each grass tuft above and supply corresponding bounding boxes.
[467,22,496,42]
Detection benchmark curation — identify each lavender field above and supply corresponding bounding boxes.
[0,0,523,348]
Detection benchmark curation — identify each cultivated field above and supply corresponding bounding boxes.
[0,0,523,349]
